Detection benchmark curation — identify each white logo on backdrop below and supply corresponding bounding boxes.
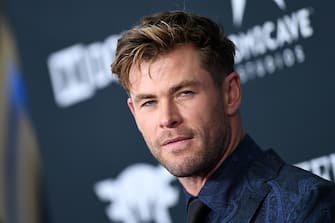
[231,0,286,27]
[295,153,335,182]
[228,4,314,83]
[47,34,120,107]
[94,164,179,223]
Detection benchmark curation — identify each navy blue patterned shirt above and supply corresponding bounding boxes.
[185,135,335,222]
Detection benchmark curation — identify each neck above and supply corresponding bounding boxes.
[178,119,245,196]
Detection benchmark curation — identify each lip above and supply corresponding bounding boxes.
[161,136,193,147]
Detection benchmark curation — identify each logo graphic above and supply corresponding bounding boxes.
[94,164,179,223]
[232,0,286,26]
[47,34,120,107]
[229,3,314,84]
[295,153,335,182]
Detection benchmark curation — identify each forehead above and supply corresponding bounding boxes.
[128,45,210,94]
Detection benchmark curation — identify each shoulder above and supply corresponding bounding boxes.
[265,153,335,222]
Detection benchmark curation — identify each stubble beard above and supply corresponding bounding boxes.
[148,115,231,178]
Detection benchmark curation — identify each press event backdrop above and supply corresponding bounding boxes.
[5,0,335,223]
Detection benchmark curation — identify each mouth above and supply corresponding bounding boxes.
[161,136,193,147]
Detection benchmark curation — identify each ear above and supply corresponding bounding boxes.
[127,97,136,117]
[222,72,242,116]
[127,97,142,132]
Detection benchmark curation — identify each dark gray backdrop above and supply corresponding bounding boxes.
[6,1,335,222]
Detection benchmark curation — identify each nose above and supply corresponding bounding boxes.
[159,100,182,128]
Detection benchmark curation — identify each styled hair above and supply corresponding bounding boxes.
[111,10,235,92]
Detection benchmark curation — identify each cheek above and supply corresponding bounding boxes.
[187,98,223,124]
[191,103,225,137]
[136,116,156,140]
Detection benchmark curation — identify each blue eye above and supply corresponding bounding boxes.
[180,91,194,96]
[141,100,157,107]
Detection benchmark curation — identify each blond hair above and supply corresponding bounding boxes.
[112,11,235,92]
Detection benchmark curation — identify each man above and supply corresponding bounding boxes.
[111,11,335,222]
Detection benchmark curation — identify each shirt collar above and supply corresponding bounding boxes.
[185,134,264,212]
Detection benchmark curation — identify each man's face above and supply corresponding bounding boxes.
[127,45,231,178]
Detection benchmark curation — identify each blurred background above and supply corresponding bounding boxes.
[1,0,334,222]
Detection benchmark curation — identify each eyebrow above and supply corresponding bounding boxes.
[168,79,201,95]
[132,79,201,104]
[133,94,156,104]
